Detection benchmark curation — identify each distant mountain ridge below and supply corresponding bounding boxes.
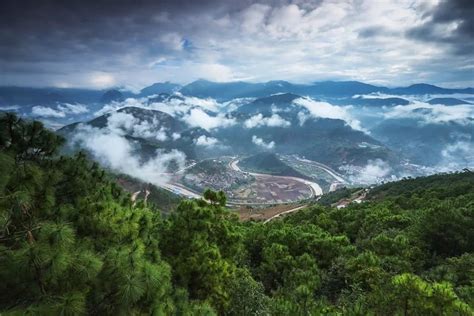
[139,82,182,96]
[1,80,472,106]
[178,80,474,100]
[100,89,124,104]
[0,87,105,105]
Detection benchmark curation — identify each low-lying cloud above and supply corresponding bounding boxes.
[342,159,394,185]
[107,111,169,141]
[96,93,221,118]
[59,103,89,115]
[32,106,66,118]
[244,113,291,128]
[293,97,364,131]
[31,103,89,118]
[195,135,219,147]
[72,124,185,185]
[95,94,233,134]
[384,101,474,125]
[252,135,275,149]
[438,139,474,171]
[183,108,235,131]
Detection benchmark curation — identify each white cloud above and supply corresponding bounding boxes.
[266,4,307,39]
[195,135,219,147]
[244,113,291,128]
[90,72,115,88]
[106,111,169,141]
[134,0,458,87]
[384,101,474,125]
[355,92,473,103]
[222,97,255,112]
[32,103,89,118]
[293,97,364,131]
[195,63,235,82]
[147,100,192,117]
[95,97,147,116]
[344,159,394,185]
[297,111,311,126]
[439,139,474,170]
[31,106,66,118]
[106,112,135,133]
[183,108,235,131]
[72,125,185,185]
[252,135,275,149]
[240,4,270,34]
[171,132,181,140]
[95,93,222,119]
[0,105,20,111]
[174,94,220,112]
[155,127,168,141]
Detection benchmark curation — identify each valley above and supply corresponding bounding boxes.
[2,79,473,209]
[156,154,354,209]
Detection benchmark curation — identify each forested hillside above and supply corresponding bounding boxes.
[1,114,473,315]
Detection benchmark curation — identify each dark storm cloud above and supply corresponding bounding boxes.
[0,0,472,88]
[407,0,474,55]
[0,0,299,84]
[0,0,257,63]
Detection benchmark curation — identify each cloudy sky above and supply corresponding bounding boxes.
[0,0,472,89]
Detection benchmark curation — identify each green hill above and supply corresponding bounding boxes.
[1,114,473,315]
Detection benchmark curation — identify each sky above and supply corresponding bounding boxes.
[0,0,472,90]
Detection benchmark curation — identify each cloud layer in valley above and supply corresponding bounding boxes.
[31,103,89,118]
[182,108,235,131]
[244,113,291,128]
[342,159,395,185]
[72,124,185,186]
[383,101,474,125]
[252,135,275,149]
[293,97,363,131]
[107,111,169,141]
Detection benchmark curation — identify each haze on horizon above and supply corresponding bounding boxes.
[0,0,473,90]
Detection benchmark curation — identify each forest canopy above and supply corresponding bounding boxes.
[0,114,473,315]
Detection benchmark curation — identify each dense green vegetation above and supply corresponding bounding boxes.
[1,114,473,315]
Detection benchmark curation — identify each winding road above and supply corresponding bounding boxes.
[159,158,324,209]
[294,156,347,183]
[160,182,202,199]
[229,158,323,197]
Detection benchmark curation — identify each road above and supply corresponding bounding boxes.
[229,158,323,196]
[263,205,308,224]
[174,162,197,174]
[294,156,347,183]
[159,157,324,206]
[160,182,202,199]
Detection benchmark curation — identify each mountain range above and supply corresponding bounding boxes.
[2,79,473,184]
[1,80,473,106]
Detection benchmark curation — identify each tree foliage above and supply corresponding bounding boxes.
[1,114,473,315]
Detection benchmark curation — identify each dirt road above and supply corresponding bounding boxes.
[263,204,308,223]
